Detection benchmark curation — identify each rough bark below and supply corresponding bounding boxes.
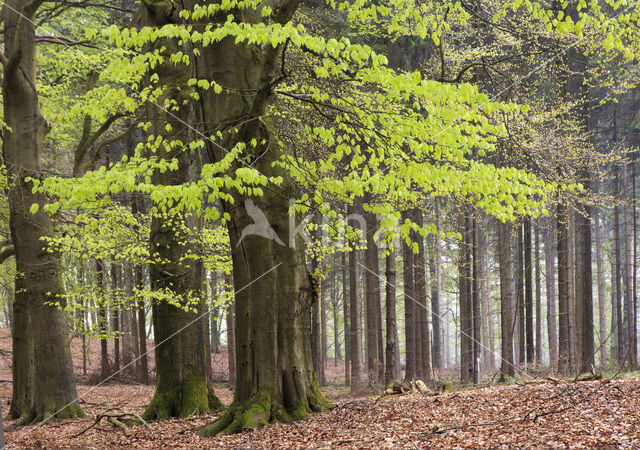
[524,220,534,364]
[402,210,416,381]
[2,0,83,422]
[557,198,572,374]
[458,211,473,383]
[364,210,381,383]
[385,249,399,384]
[498,221,515,379]
[140,2,221,420]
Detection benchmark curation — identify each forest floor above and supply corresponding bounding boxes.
[1,329,640,449]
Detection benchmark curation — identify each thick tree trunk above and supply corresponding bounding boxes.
[498,222,515,379]
[385,250,400,384]
[140,2,221,420]
[2,0,83,422]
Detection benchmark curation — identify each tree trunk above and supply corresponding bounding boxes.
[97,260,110,380]
[524,220,534,364]
[415,209,431,381]
[623,163,637,367]
[516,222,525,365]
[111,264,121,373]
[534,221,542,365]
[225,274,236,386]
[385,249,399,384]
[403,210,416,381]
[545,215,558,369]
[614,167,624,364]
[575,172,595,372]
[135,265,149,384]
[594,180,607,366]
[498,221,515,379]
[458,211,473,383]
[341,251,350,385]
[2,0,83,423]
[140,2,221,420]
[364,211,381,383]
[348,227,362,390]
[430,199,443,372]
[557,198,572,374]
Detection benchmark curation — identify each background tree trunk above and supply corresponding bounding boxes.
[498,222,515,379]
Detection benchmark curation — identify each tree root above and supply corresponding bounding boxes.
[74,410,151,437]
[21,403,85,425]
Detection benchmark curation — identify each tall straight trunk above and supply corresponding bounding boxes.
[575,171,595,372]
[415,209,431,381]
[471,215,480,381]
[479,217,492,372]
[614,168,624,364]
[226,287,236,385]
[140,2,221,420]
[2,0,82,422]
[210,271,221,354]
[633,156,638,368]
[341,252,350,385]
[385,249,400,383]
[458,211,473,383]
[498,221,515,379]
[135,265,149,384]
[349,228,362,390]
[545,215,558,369]
[568,211,578,367]
[402,211,416,381]
[557,198,572,373]
[332,268,342,361]
[623,163,637,367]
[594,202,607,367]
[535,222,543,365]
[97,260,110,380]
[516,223,525,365]
[111,264,121,372]
[311,224,324,386]
[431,199,443,371]
[131,198,149,384]
[364,210,381,383]
[524,220,534,364]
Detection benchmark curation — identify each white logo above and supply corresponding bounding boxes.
[236,200,285,247]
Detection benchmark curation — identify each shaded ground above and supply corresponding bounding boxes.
[1,329,640,448]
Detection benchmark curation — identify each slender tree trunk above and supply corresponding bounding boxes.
[431,199,443,372]
[349,221,362,390]
[557,198,572,374]
[524,220,534,364]
[364,211,381,383]
[415,209,431,381]
[498,222,515,379]
[97,260,110,380]
[545,215,558,369]
[614,168,624,364]
[516,223,525,365]
[341,252,350,386]
[535,222,542,365]
[402,210,416,381]
[623,163,637,367]
[594,181,607,366]
[226,281,236,386]
[135,265,149,384]
[385,249,399,384]
[458,211,473,383]
[575,172,595,372]
[111,264,121,373]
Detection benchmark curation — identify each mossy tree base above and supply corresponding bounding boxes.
[21,403,85,425]
[143,377,224,421]
[199,385,330,436]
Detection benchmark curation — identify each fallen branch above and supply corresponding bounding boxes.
[73,411,150,437]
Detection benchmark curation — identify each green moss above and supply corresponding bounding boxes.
[199,390,273,436]
[179,375,209,417]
